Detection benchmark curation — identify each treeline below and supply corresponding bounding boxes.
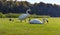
[0,0,60,17]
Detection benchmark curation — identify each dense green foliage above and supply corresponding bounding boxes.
[0,12,50,18]
[0,13,20,18]
[0,0,60,17]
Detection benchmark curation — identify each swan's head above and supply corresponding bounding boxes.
[26,9,31,14]
[42,18,48,23]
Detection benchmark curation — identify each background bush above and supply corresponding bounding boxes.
[0,13,20,18]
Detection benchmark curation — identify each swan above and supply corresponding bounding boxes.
[19,9,31,22]
[29,18,48,24]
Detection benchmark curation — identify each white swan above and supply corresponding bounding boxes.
[29,18,48,24]
[19,9,31,22]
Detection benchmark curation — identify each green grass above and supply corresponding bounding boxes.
[0,18,60,35]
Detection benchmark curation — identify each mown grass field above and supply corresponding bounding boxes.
[0,18,60,35]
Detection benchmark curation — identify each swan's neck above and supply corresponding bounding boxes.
[42,18,45,24]
[26,9,31,14]
[26,10,29,14]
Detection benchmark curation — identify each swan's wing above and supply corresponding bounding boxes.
[19,14,29,20]
[29,19,43,24]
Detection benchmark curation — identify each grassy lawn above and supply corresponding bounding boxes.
[0,18,60,35]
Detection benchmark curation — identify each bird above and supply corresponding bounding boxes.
[18,8,31,22]
[29,18,48,24]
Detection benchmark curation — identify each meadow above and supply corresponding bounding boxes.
[0,18,60,35]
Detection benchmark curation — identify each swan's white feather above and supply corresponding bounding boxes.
[19,14,29,20]
[29,19,43,24]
